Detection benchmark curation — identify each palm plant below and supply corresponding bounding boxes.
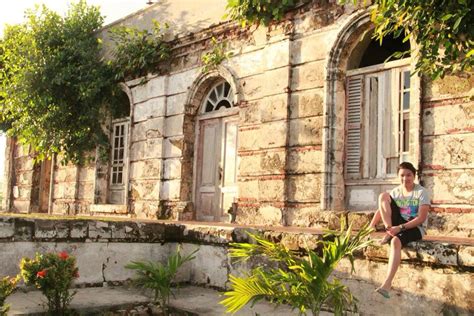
[125,247,198,315]
[221,221,373,315]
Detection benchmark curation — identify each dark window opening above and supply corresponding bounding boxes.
[358,33,410,68]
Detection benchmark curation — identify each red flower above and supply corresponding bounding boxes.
[58,251,69,260]
[73,270,79,278]
[37,269,47,278]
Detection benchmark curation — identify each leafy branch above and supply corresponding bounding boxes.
[339,0,473,79]
[221,222,374,315]
[225,0,309,27]
[110,20,171,81]
[201,37,233,73]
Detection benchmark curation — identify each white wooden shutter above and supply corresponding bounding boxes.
[382,70,399,175]
[346,76,363,176]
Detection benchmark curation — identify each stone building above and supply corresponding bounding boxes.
[2,1,472,233]
[1,1,473,314]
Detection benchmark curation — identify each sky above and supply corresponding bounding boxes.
[0,0,150,35]
[0,1,151,179]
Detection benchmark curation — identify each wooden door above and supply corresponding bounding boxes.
[196,116,238,221]
[219,117,238,221]
[38,159,52,213]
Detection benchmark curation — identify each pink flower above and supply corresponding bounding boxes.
[37,269,47,278]
[58,252,69,260]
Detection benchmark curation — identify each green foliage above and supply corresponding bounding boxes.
[338,0,473,79]
[201,37,233,73]
[110,20,171,81]
[225,0,309,26]
[0,1,118,164]
[125,247,198,314]
[0,275,19,315]
[221,223,373,315]
[20,252,79,313]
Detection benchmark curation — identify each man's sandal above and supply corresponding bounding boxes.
[375,287,390,299]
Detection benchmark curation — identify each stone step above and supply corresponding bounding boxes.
[345,209,473,238]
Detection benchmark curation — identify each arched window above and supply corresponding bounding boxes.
[203,81,235,113]
[338,27,421,211]
[345,33,412,180]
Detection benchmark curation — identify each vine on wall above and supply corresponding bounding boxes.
[110,20,171,81]
[201,37,233,73]
[225,0,308,26]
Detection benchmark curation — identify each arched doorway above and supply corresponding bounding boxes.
[194,80,239,221]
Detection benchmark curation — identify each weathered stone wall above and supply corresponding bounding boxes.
[2,2,473,235]
[0,216,472,314]
[51,162,96,215]
[9,143,35,213]
[421,74,474,238]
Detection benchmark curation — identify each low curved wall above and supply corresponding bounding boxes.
[0,215,472,314]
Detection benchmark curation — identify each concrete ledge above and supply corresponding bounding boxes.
[90,204,128,214]
[0,215,472,269]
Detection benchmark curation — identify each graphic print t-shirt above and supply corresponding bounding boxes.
[390,184,430,234]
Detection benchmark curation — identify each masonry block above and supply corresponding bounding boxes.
[132,117,164,142]
[290,89,324,118]
[238,179,259,200]
[423,102,473,136]
[458,246,474,267]
[35,220,69,239]
[164,114,184,137]
[0,217,15,239]
[130,138,163,161]
[134,97,166,123]
[166,93,186,116]
[291,31,334,64]
[289,116,323,146]
[258,179,284,202]
[423,74,474,100]
[291,60,325,91]
[288,148,323,174]
[287,174,321,202]
[88,221,112,240]
[241,67,289,101]
[163,158,182,180]
[130,180,160,200]
[129,159,162,180]
[423,134,474,169]
[424,171,474,204]
[131,76,166,104]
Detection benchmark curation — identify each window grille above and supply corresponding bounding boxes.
[110,120,128,186]
[203,81,234,113]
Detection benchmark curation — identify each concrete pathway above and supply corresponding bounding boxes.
[7,285,330,315]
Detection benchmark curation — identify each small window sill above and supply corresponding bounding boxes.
[345,178,399,186]
[90,204,128,214]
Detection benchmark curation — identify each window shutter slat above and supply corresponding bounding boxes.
[346,76,363,175]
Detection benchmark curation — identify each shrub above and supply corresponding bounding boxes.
[125,247,198,315]
[0,275,19,315]
[20,252,79,314]
[221,223,373,315]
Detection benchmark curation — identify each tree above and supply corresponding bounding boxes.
[341,0,473,79]
[226,0,473,79]
[0,1,120,164]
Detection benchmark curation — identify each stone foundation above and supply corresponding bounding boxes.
[0,215,472,314]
